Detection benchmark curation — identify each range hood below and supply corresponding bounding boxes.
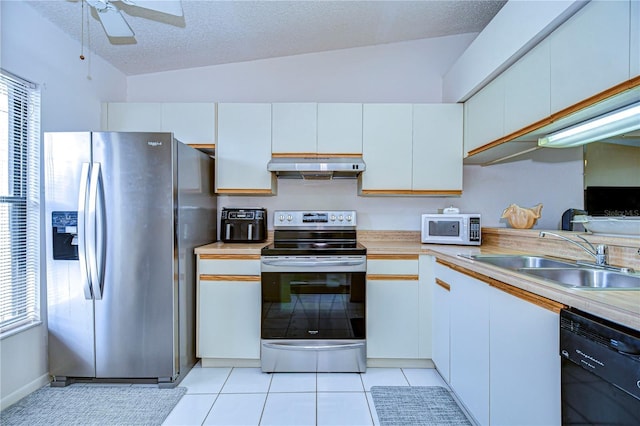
[267,157,365,180]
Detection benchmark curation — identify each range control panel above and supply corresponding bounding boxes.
[274,210,357,227]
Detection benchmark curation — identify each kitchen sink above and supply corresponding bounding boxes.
[463,254,579,270]
[461,254,640,290]
[520,267,640,289]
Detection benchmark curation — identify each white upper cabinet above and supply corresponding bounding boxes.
[271,103,317,154]
[317,103,363,154]
[103,102,162,132]
[502,40,551,135]
[463,77,504,156]
[361,104,414,192]
[271,103,363,155]
[161,103,215,143]
[361,104,463,195]
[463,0,634,162]
[102,102,216,144]
[216,103,274,194]
[549,0,630,112]
[413,104,463,192]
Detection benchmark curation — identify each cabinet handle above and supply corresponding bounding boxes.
[435,278,451,291]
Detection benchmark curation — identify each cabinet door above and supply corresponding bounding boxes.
[271,103,317,154]
[361,104,413,191]
[161,103,215,144]
[216,103,273,193]
[489,287,561,426]
[450,270,490,426]
[412,104,463,192]
[366,279,420,359]
[549,0,630,112]
[503,40,551,135]
[198,279,261,359]
[632,0,640,78]
[317,103,363,154]
[104,103,162,132]
[432,276,450,383]
[463,77,504,156]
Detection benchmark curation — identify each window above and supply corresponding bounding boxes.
[0,69,41,336]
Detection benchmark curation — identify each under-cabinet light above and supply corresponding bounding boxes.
[538,102,640,148]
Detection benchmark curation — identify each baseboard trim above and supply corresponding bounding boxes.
[200,358,261,368]
[366,358,434,368]
[1,373,49,410]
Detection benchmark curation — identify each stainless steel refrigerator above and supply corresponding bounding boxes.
[44,132,216,387]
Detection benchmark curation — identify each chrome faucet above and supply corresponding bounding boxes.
[539,231,608,266]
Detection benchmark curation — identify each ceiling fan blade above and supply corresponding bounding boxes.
[121,0,183,17]
[95,4,134,37]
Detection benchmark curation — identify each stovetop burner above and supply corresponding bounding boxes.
[261,241,367,256]
[261,210,365,256]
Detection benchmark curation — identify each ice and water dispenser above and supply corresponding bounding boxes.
[51,211,78,260]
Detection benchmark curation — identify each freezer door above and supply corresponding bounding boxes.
[45,132,96,378]
[92,132,176,379]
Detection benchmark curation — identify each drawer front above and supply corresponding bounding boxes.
[367,256,419,276]
[198,255,261,276]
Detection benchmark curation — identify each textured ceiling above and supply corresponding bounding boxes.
[26,0,507,76]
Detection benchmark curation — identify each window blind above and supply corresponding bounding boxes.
[0,69,41,336]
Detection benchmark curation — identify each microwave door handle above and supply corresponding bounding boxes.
[248,223,253,240]
[225,223,232,240]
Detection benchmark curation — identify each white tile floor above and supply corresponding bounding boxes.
[163,363,449,426]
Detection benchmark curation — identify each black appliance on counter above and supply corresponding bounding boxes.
[220,207,267,243]
[260,210,367,373]
[560,308,640,425]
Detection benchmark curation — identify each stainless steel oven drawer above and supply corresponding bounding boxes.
[261,339,366,373]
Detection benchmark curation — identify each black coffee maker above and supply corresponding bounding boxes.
[220,208,267,243]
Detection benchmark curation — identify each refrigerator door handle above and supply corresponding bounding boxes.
[87,163,103,300]
[77,162,93,299]
[95,163,107,300]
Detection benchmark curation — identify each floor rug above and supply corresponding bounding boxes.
[0,384,187,426]
[371,386,472,426]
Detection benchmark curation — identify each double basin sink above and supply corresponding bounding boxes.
[462,255,640,290]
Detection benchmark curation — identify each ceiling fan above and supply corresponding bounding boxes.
[85,0,183,38]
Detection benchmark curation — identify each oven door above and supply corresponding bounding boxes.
[260,255,366,372]
[261,256,366,340]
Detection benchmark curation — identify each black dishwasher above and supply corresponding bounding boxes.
[560,308,640,425]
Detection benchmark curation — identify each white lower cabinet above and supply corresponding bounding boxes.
[449,266,491,426]
[366,255,430,361]
[489,286,561,426]
[435,260,561,426]
[431,274,451,383]
[196,255,261,365]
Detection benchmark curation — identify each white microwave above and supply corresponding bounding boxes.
[421,213,481,245]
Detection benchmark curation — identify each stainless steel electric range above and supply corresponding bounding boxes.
[260,210,367,373]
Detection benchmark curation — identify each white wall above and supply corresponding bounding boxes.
[218,147,583,231]
[127,34,477,103]
[0,1,126,409]
[126,31,584,231]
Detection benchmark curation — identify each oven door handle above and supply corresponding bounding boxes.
[263,342,365,351]
[261,259,365,268]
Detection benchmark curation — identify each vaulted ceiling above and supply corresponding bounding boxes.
[26,0,507,76]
